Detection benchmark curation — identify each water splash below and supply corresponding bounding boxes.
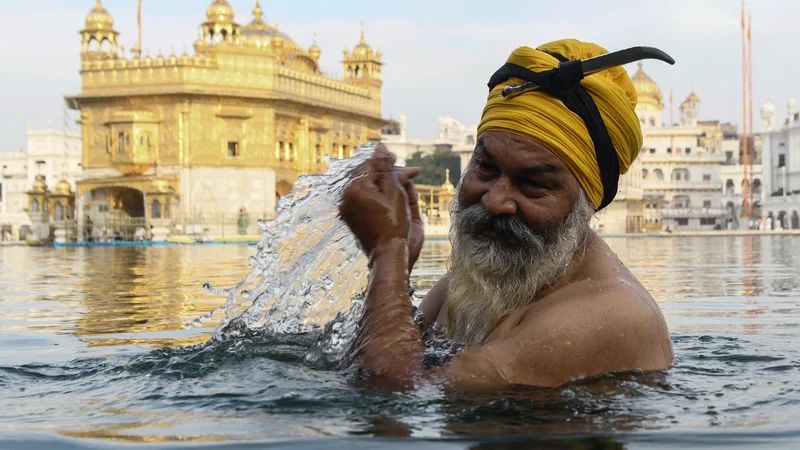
[193,143,378,342]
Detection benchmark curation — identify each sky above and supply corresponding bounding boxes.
[2,0,800,151]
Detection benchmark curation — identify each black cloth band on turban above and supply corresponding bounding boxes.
[487,53,620,211]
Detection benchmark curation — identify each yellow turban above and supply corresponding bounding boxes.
[477,39,643,208]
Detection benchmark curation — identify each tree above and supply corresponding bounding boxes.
[405,149,460,186]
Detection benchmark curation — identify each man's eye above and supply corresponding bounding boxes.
[475,160,495,173]
[521,179,543,188]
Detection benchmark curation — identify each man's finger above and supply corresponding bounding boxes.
[394,167,421,184]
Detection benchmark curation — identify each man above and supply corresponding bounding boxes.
[339,39,674,391]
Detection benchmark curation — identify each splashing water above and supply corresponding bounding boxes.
[193,143,379,344]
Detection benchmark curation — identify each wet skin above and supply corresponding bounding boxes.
[339,132,674,391]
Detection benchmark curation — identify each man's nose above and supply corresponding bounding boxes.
[481,178,517,216]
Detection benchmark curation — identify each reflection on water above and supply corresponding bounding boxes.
[0,236,799,445]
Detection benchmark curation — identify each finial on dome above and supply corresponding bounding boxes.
[309,33,321,62]
[360,22,365,42]
[253,0,263,23]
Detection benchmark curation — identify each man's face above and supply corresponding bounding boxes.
[453,130,587,277]
[459,130,582,238]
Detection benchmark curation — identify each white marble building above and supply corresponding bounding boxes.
[0,123,82,240]
[632,63,726,231]
[759,99,800,229]
[382,114,476,168]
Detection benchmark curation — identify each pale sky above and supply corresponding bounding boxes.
[2,0,800,151]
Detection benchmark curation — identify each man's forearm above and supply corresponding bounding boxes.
[350,238,425,386]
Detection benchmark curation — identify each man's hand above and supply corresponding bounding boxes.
[340,145,415,261]
[395,167,423,273]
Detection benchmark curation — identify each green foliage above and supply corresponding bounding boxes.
[405,150,461,185]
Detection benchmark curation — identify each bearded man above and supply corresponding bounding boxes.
[339,39,674,390]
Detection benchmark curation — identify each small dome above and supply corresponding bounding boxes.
[631,61,664,111]
[686,91,700,102]
[32,176,48,193]
[308,33,321,61]
[206,0,235,24]
[55,179,72,195]
[84,0,114,31]
[352,25,372,58]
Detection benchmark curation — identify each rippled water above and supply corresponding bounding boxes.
[1,236,800,447]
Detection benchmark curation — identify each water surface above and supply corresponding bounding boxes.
[0,236,799,448]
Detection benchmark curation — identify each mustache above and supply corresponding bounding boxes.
[453,203,543,248]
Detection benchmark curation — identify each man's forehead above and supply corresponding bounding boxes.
[476,132,566,169]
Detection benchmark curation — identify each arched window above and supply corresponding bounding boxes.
[672,168,690,182]
[55,203,64,221]
[67,205,74,220]
[653,169,664,181]
[163,200,170,219]
[672,195,691,208]
[32,199,39,212]
[642,168,649,179]
[726,179,735,195]
[152,200,162,219]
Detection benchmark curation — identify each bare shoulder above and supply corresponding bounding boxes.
[480,271,674,387]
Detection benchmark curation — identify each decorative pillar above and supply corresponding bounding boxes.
[47,179,76,244]
[147,178,173,242]
[26,175,52,243]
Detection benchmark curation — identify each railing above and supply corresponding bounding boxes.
[78,212,277,242]
[639,152,726,163]
[84,216,150,242]
[644,182,723,190]
[660,207,728,218]
[170,212,276,239]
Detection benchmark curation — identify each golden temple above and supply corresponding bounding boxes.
[63,0,385,241]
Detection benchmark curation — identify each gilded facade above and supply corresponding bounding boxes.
[65,0,385,241]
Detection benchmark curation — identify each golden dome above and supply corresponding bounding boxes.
[84,0,114,31]
[352,25,372,58]
[631,61,664,111]
[308,33,321,61]
[441,169,455,193]
[55,179,72,195]
[206,0,235,24]
[686,91,700,102]
[32,176,48,193]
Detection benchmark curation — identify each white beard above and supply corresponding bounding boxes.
[446,189,594,345]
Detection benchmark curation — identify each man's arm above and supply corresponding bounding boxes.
[417,275,448,327]
[349,239,425,388]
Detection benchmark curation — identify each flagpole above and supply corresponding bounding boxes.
[741,0,750,218]
[748,12,755,214]
[138,0,143,58]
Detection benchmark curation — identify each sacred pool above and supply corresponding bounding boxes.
[1,219,799,446]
